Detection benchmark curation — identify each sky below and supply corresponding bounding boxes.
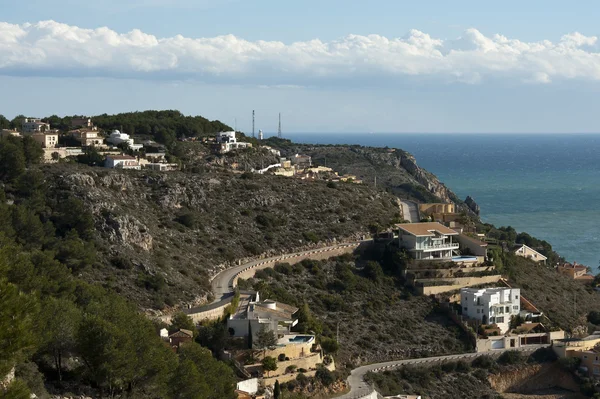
[1,0,600,133]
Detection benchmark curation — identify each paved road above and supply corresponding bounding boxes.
[336,345,549,399]
[399,200,420,223]
[203,238,548,399]
[208,242,363,305]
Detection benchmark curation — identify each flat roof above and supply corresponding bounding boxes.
[396,222,458,237]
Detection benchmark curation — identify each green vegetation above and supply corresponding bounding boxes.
[0,137,236,397]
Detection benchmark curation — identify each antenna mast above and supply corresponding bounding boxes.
[278,113,282,138]
[252,110,255,138]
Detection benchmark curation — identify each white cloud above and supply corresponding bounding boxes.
[1,20,600,85]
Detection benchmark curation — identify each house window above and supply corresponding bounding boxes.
[516,295,519,299]
[513,306,519,310]
[496,317,504,323]
[477,309,480,314]
[464,307,468,312]
[594,367,600,375]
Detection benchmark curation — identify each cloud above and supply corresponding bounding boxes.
[1,20,600,86]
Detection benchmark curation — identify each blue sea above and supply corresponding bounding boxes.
[286,133,600,268]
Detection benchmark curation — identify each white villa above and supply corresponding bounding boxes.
[106,130,143,151]
[216,131,252,153]
[396,222,459,261]
[227,292,299,347]
[22,118,50,133]
[461,287,521,333]
[514,244,547,264]
[105,154,141,170]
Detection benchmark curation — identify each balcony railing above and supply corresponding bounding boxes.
[419,243,460,251]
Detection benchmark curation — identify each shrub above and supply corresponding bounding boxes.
[278,353,286,361]
[498,350,524,365]
[559,356,581,372]
[455,360,471,373]
[316,366,335,386]
[473,368,488,381]
[303,231,320,243]
[472,355,494,369]
[175,211,197,228]
[326,181,337,189]
[285,365,297,374]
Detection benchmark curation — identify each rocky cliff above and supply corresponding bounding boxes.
[277,143,461,205]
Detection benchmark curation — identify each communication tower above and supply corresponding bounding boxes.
[252,110,255,138]
[278,113,282,138]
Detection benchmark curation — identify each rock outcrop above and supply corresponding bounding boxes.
[465,195,481,215]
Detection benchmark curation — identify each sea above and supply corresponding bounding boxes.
[285,133,600,268]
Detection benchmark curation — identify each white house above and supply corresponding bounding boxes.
[396,222,459,261]
[106,130,143,151]
[461,287,521,333]
[22,118,50,133]
[514,244,547,264]
[215,131,252,153]
[105,155,141,170]
[227,292,299,347]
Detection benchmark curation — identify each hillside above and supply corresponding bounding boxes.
[500,253,600,334]
[238,249,473,368]
[39,163,402,310]
[263,138,465,206]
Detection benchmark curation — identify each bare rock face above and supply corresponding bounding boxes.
[465,196,481,215]
[102,213,153,251]
[399,153,453,202]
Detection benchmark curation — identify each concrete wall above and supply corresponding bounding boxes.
[262,370,317,386]
[418,275,502,295]
[410,266,493,279]
[263,341,314,361]
[476,331,565,353]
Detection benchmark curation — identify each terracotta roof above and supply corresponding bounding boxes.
[169,329,193,338]
[396,222,458,237]
[514,322,544,334]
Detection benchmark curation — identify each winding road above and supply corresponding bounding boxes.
[203,241,549,399]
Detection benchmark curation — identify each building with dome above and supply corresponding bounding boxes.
[106,130,143,151]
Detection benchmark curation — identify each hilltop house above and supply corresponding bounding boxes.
[105,154,141,170]
[70,128,104,147]
[215,131,252,153]
[461,287,521,334]
[71,117,93,128]
[290,154,312,169]
[396,222,459,261]
[22,118,50,133]
[32,132,58,148]
[0,129,20,138]
[514,244,547,264]
[106,130,143,151]
[227,292,298,347]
